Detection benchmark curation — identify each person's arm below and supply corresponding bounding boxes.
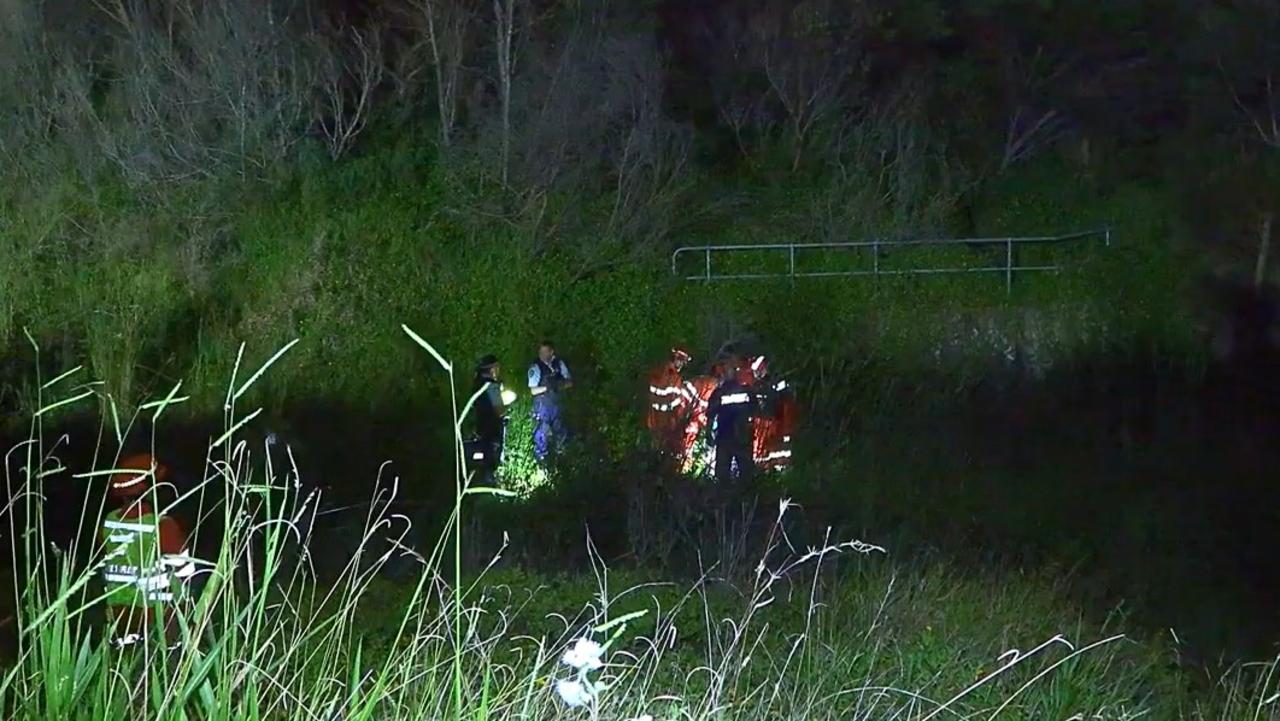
[706,389,722,420]
[681,379,697,406]
[486,382,508,417]
[559,361,573,389]
[528,364,548,396]
[157,516,196,581]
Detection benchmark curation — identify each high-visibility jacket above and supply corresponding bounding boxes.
[100,504,192,608]
[753,376,797,469]
[647,363,693,429]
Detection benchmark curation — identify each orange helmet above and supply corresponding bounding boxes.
[672,347,691,362]
[109,453,169,499]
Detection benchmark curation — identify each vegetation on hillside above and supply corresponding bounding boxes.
[1,337,1272,721]
[3,0,1271,419]
[2,3,1280,717]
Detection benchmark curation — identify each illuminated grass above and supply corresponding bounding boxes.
[0,334,1263,720]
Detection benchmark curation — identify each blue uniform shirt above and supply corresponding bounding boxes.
[528,357,571,417]
[527,358,571,390]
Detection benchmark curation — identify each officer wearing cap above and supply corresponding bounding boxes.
[473,354,513,484]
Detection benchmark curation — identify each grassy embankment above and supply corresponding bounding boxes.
[2,337,1267,721]
[1,138,1245,718]
[0,142,1196,460]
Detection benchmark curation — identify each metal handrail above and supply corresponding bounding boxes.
[670,228,1111,294]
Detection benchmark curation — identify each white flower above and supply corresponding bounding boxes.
[555,679,595,707]
[561,637,604,671]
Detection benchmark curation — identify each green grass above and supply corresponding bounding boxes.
[0,333,1271,721]
[0,143,1201,430]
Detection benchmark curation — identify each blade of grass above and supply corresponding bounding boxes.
[32,390,94,417]
[40,366,82,390]
[401,325,453,373]
[223,342,246,412]
[233,339,300,402]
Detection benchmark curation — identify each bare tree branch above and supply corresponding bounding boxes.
[1001,106,1068,172]
[699,14,772,160]
[314,27,385,161]
[1221,60,1280,148]
[405,0,473,149]
[83,0,319,185]
[994,43,1076,174]
[1256,212,1273,289]
[494,0,517,187]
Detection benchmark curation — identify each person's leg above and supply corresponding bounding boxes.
[108,604,146,648]
[476,459,494,486]
[473,438,496,485]
[714,440,733,483]
[665,420,685,459]
[752,418,772,466]
[648,418,664,450]
[532,416,549,462]
[732,439,752,489]
[551,412,567,454]
[163,606,183,649]
[105,604,127,647]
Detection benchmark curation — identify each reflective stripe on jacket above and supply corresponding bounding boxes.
[648,364,692,416]
[101,510,192,607]
[708,380,756,442]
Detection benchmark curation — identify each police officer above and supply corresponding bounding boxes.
[473,354,512,484]
[528,340,573,463]
[706,358,757,486]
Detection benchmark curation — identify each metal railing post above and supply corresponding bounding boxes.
[705,247,712,282]
[1005,237,1013,295]
[873,238,880,276]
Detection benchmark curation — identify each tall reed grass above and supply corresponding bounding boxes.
[0,330,1270,720]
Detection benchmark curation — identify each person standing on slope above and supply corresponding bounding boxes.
[472,354,517,485]
[749,355,797,472]
[647,347,695,462]
[528,340,573,465]
[706,359,757,486]
[99,453,196,649]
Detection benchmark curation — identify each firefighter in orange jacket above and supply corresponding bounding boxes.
[749,356,796,472]
[647,347,694,459]
[99,453,195,648]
